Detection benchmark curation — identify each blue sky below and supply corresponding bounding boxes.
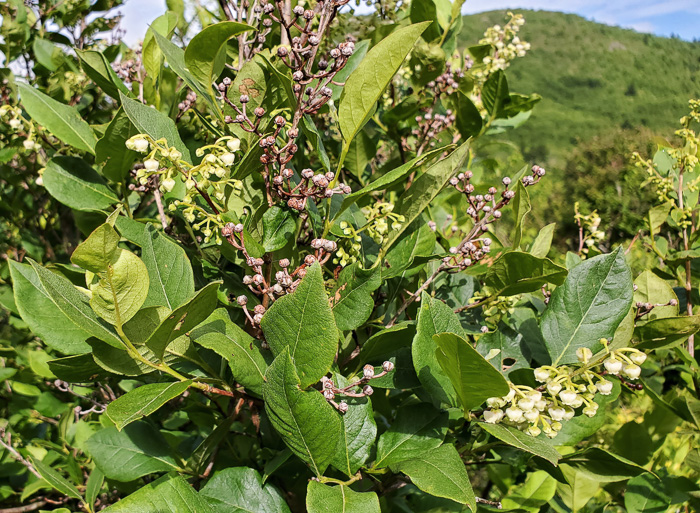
[119,0,700,44]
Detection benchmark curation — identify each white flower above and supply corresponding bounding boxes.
[220,152,236,166]
[623,364,641,380]
[205,154,217,164]
[548,407,566,421]
[524,409,539,422]
[161,178,176,192]
[505,407,524,422]
[35,175,43,186]
[483,409,503,424]
[227,138,241,152]
[536,400,547,411]
[144,159,159,172]
[9,118,21,129]
[570,396,584,408]
[534,367,550,382]
[559,390,578,406]
[131,137,149,153]
[547,382,562,396]
[518,398,535,411]
[576,347,593,362]
[596,379,613,395]
[214,167,226,178]
[629,352,647,365]
[185,179,196,189]
[563,407,575,420]
[529,391,542,403]
[503,388,516,403]
[169,149,182,160]
[583,403,599,417]
[23,139,36,150]
[604,358,623,375]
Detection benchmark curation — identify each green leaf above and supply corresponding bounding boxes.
[120,92,192,163]
[48,353,114,382]
[384,219,436,279]
[184,21,253,97]
[542,248,633,365]
[624,473,671,513]
[95,107,139,183]
[31,458,82,500]
[18,82,97,154]
[393,444,476,509]
[329,39,370,102]
[89,337,156,376]
[338,22,430,160]
[71,223,121,273]
[260,263,338,388]
[412,292,462,407]
[190,308,271,396]
[511,180,531,248]
[501,471,557,513]
[76,49,130,100]
[85,467,104,512]
[476,319,535,377]
[344,129,375,178]
[9,260,91,354]
[559,447,645,482]
[482,70,510,119]
[374,403,448,468]
[331,263,381,331]
[454,92,483,139]
[106,380,191,430]
[262,348,342,476]
[85,422,180,482]
[634,315,700,350]
[434,332,510,411]
[103,474,213,513]
[262,207,296,252]
[200,467,291,513]
[88,249,150,326]
[333,148,446,225]
[484,252,567,296]
[358,323,420,389]
[409,0,442,41]
[28,260,123,348]
[330,374,377,476]
[634,270,679,322]
[301,115,331,172]
[145,282,220,359]
[142,12,178,106]
[479,422,561,465]
[386,140,470,250]
[529,223,556,258]
[558,464,600,512]
[43,157,119,211]
[306,481,380,513]
[141,224,195,310]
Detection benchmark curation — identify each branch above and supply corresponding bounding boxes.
[0,429,42,479]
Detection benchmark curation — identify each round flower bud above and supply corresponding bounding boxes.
[338,401,349,414]
[323,389,334,400]
[274,115,286,126]
[518,398,535,411]
[132,137,149,153]
[253,313,263,324]
[242,275,253,285]
[526,425,541,436]
[546,382,562,396]
[161,178,176,192]
[505,407,524,422]
[277,46,288,57]
[382,361,394,372]
[529,391,542,403]
[503,388,516,402]
[582,403,599,417]
[483,409,503,424]
[9,118,21,129]
[144,158,160,172]
[480,326,489,334]
[629,352,647,365]
[279,258,290,268]
[220,153,236,166]
[363,364,375,379]
[227,138,241,152]
[548,407,566,421]
[23,139,36,150]
[603,358,623,375]
[534,367,550,382]
[524,409,539,422]
[362,385,374,396]
[239,94,249,104]
[236,295,248,306]
[559,390,578,405]
[304,255,316,265]
[576,347,593,363]
[623,364,641,380]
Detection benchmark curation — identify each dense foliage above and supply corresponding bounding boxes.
[1,1,700,513]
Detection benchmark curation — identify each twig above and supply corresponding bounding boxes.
[0,429,42,479]
[152,178,168,229]
[0,501,47,513]
[476,497,502,509]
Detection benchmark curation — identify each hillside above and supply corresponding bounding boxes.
[459,10,700,164]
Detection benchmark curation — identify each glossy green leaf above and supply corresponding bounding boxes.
[634,270,679,322]
[145,282,220,359]
[103,474,213,513]
[635,315,700,349]
[260,263,338,388]
[141,224,195,310]
[76,49,130,100]
[542,248,633,365]
[374,403,448,468]
[85,467,104,512]
[484,251,567,296]
[476,319,535,376]
[384,219,436,279]
[9,260,91,354]
[120,92,192,163]
[560,447,645,482]
[482,70,510,119]
[95,107,139,183]
[412,292,462,407]
[184,21,253,96]
[106,380,191,430]
[434,332,510,411]
[386,140,470,250]
[624,473,671,513]
[331,263,381,331]
[43,157,119,211]
[530,222,556,258]
[190,308,271,396]
[501,471,557,513]
[31,458,82,500]
[200,467,290,513]
[454,92,483,139]
[393,444,476,509]
[339,22,429,158]
[262,207,296,252]
[479,422,561,465]
[28,260,123,348]
[85,422,180,482]
[70,223,121,273]
[306,481,380,513]
[358,323,420,389]
[18,82,97,154]
[262,348,342,476]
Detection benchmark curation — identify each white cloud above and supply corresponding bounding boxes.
[120,0,166,45]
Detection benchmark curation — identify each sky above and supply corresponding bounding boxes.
[118,0,700,45]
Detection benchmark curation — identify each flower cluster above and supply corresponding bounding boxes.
[321,361,395,413]
[482,344,647,437]
[126,134,244,243]
[473,12,530,84]
[574,202,605,255]
[1,105,41,153]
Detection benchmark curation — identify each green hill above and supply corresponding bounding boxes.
[459,10,700,165]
